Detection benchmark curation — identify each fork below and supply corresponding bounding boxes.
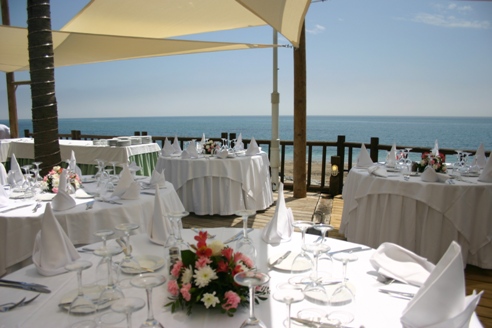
[32,201,42,213]
[0,297,26,312]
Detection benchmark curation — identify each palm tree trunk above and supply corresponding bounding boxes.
[27,0,61,175]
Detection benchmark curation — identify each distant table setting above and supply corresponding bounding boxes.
[155,136,273,215]
[341,142,492,269]
[2,137,160,176]
[0,162,184,276]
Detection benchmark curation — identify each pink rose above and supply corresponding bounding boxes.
[167,279,179,297]
[222,291,240,310]
[180,283,192,301]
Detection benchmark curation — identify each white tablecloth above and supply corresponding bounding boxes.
[0,180,184,276]
[340,169,492,268]
[155,153,274,215]
[0,229,482,328]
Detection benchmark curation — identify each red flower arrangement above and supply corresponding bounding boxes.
[417,152,447,173]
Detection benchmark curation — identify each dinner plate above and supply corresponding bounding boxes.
[120,255,165,274]
[75,189,94,199]
[386,168,401,173]
[36,193,56,201]
[81,177,96,184]
[58,285,107,312]
[461,172,480,177]
[268,251,311,273]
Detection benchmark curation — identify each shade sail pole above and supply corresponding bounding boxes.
[271,28,280,191]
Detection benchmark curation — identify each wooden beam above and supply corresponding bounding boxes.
[293,21,307,198]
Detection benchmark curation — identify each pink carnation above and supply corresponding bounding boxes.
[222,291,240,311]
[195,257,211,269]
[180,283,192,301]
[167,279,179,297]
[234,252,254,269]
[171,260,183,278]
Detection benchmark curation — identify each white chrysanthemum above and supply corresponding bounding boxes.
[52,177,60,187]
[201,292,220,309]
[193,265,218,288]
[208,240,225,256]
[181,266,193,284]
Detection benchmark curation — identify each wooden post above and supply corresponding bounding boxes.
[370,137,379,162]
[293,21,307,198]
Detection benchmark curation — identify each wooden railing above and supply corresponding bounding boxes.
[24,129,489,195]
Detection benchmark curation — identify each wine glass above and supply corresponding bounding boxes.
[110,297,146,328]
[94,229,116,285]
[31,161,43,187]
[235,209,257,265]
[95,245,125,308]
[65,260,97,315]
[273,283,305,328]
[109,161,119,181]
[327,252,358,325]
[115,223,142,287]
[289,221,314,274]
[169,211,189,245]
[130,274,167,328]
[234,270,270,328]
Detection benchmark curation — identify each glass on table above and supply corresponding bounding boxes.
[64,260,97,316]
[110,297,146,328]
[94,245,125,309]
[131,274,167,328]
[235,209,257,265]
[94,229,116,285]
[273,283,305,328]
[115,223,142,288]
[289,221,315,274]
[234,270,270,328]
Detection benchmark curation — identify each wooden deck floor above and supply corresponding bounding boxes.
[182,191,492,327]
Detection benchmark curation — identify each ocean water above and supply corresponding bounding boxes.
[3,116,491,161]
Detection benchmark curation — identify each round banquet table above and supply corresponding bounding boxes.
[340,168,492,269]
[155,152,274,215]
[0,179,184,276]
[0,229,483,328]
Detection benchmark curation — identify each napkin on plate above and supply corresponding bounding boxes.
[51,171,77,211]
[368,165,388,178]
[32,203,80,276]
[432,139,440,156]
[356,144,374,168]
[234,133,244,151]
[201,133,206,145]
[68,150,83,177]
[216,149,229,159]
[112,164,140,199]
[246,137,260,156]
[261,182,293,245]
[161,137,175,157]
[0,162,8,185]
[172,135,181,153]
[181,150,191,159]
[475,143,487,169]
[147,187,173,245]
[185,140,200,158]
[386,142,397,168]
[421,167,449,183]
[9,153,24,184]
[369,242,435,287]
[149,168,166,188]
[401,241,483,328]
[58,168,68,193]
[478,152,492,183]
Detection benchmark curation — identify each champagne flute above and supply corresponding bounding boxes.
[234,271,270,328]
[130,274,167,328]
[110,297,146,328]
[235,209,257,265]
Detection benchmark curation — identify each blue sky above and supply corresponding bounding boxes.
[1,0,491,119]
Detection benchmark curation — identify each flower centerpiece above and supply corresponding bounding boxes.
[416,152,447,173]
[203,139,218,155]
[165,231,269,316]
[41,166,82,193]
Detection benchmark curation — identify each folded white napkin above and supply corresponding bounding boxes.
[234,133,244,151]
[68,150,82,177]
[216,149,229,159]
[32,203,80,276]
[0,185,9,207]
[369,242,435,287]
[147,187,173,245]
[172,135,181,153]
[475,143,487,169]
[51,189,77,211]
[120,181,141,200]
[401,241,483,328]
[149,168,166,188]
[74,188,92,198]
[368,165,388,178]
[246,137,260,156]
[58,168,68,193]
[432,139,440,156]
[0,162,7,185]
[9,153,24,184]
[386,142,397,168]
[185,140,200,158]
[478,152,492,183]
[421,167,449,183]
[112,164,136,198]
[161,137,175,157]
[356,144,374,168]
[201,133,206,145]
[181,150,191,159]
[261,183,294,245]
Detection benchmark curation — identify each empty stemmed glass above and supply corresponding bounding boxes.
[65,260,97,316]
[95,245,125,309]
[235,209,257,265]
[110,297,146,328]
[234,270,270,328]
[169,211,189,246]
[94,229,116,285]
[273,283,305,328]
[115,223,142,287]
[289,221,314,274]
[109,161,119,181]
[327,252,358,325]
[131,274,167,328]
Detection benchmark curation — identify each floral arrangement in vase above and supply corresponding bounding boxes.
[41,166,82,193]
[416,152,447,173]
[165,231,269,316]
[203,139,218,155]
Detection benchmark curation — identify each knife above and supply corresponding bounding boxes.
[290,317,341,328]
[224,228,254,244]
[270,251,291,267]
[0,204,33,213]
[328,246,372,256]
[379,288,415,298]
[0,279,48,289]
[0,282,51,293]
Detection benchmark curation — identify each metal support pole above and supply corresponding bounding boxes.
[270,28,280,191]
